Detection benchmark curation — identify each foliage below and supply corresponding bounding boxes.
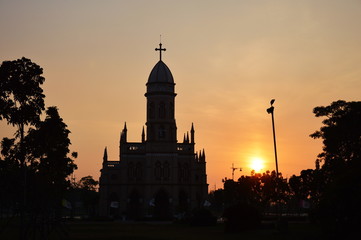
[0,107,78,217]
[288,169,323,209]
[223,203,261,233]
[0,58,78,238]
[26,106,77,185]
[0,57,45,138]
[311,100,361,177]
[0,138,23,211]
[77,175,99,191]
[189,208,217,226]
[207,189,224,217]
[222,170,289,213]
[310,100,361,235]
[25,106,78,194]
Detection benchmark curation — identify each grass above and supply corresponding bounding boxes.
[1,220,325,240]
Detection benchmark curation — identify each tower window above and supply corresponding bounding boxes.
[158,126,166,139]
[159,102,166,119]
[169,102,174,118]
[149,102,155,119]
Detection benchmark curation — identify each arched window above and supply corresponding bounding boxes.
[155,161,161,180]
[149,102,155,119]
[158,125,166,139]
[159,102,166,119]
[178,163,190,182]
[169,102,174,118]
[163,162,170,181]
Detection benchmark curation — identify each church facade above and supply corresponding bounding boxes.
[99,43,208,220]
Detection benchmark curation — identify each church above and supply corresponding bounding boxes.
[99,43,208,220]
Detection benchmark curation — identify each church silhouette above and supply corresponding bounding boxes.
[99,43,208,220]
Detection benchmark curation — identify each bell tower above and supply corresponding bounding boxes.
[145,43,177,143]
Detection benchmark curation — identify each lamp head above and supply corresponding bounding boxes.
[267,106,274,114]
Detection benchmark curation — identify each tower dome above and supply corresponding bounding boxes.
[147,60,174,84]
[146,43,176,95]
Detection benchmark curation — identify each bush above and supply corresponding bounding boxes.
[189,208,217,226]
[223,203,261,233]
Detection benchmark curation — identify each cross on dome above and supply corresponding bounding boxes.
[155,43,166,61]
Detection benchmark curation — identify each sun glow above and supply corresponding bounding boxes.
[250,157,265,173]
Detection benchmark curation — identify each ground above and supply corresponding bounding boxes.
[1,220,325,240]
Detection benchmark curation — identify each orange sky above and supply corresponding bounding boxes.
[1,0,361,190]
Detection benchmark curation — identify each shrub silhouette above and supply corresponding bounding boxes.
[223,203,261,233]
[190,208,217,226]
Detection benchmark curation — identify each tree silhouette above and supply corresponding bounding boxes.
[26,106,77,190]
[77,175,99,191]
[0,57,45,239]
[0,58,79,238]
[0,57,45,161]
[20,106,77,238]
[311,100,361,177]
[311,100,361,236]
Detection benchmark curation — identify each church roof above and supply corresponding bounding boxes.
[147,60,174,84]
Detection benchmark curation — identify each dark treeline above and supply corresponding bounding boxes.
[208,100,361,237]
[0,57,99,239]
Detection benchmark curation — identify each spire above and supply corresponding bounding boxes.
[155,42,166,61]
[121,122,127,142]
[186,132,189,143]
[199,149,206,163]
[195,151,199,161]
[190,123,195,144]
[103,147,108,163]
[183,133,186,143]
[142,126,145,143]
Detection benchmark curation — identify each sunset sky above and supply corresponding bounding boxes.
[1,0,361,190]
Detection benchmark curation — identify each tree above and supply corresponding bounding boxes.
[13,106,78,238]
[222,170,289,216]
[0,57,45,163]
[26,106,77,196]
[311,100,361,236]
[78,175,99,191]
[311,100,361,177]
[66,175,99,218]
[0,57,45,239]
[0,58,80,238]
[288,168,323,219]
[0,138,22,213]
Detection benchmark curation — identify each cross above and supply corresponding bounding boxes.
[155,43,166,61]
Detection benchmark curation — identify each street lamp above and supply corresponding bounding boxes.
[267,99,288,231]
[267,99,279,177]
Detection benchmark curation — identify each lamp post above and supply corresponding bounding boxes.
[267,99,279,177]
[267,99,287,231]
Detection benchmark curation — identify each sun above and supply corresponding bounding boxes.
[250,157,264,173]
